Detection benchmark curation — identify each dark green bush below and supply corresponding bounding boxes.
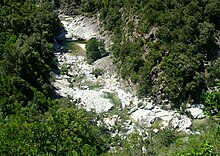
[92,68,104,78]
[85,38,105,64]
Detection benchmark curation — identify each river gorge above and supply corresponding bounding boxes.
[53,14,206,137]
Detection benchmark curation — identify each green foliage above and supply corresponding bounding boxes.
[0,0,62,117]
[0,102,108,155]
[83,80,100,90]
[92,68,104,78]
[204,82,220,116]
[85,38,105,64]
[105,92,121,108]
[0,76,32,117]
[60,63,69,75]
[109,132,146,156]
[107,119,220,155]
[81,0,220,106]
[143,128,178,155]
[175,141,217,156]
[81,0,101,13]
[206,60,220,86]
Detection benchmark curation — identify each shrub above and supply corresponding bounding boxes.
[92,68,104,78]
[85,38,105,64]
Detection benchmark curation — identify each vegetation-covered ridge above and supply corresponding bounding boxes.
[77,0,220,107]
[0,0,62,117]
[0,0,108,155]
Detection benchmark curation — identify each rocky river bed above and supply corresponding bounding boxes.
[53,14,206,137]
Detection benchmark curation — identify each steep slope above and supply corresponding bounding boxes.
[73,0,220,107]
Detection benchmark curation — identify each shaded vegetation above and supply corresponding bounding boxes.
[0,100,108,155]
[0,0,61,117]
[203,82,220,117]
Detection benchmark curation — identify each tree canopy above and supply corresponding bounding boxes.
[85,38,105,64]
[81,0,220,107]
[0,1,108,155]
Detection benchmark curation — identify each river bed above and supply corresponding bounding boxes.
[53,14,196,135]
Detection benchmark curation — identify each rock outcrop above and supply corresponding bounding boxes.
[58,14,112,49]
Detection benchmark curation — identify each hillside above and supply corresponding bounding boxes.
[75,0,220,106]
[0,0,220,155]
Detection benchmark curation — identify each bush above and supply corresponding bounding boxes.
[85,38,105,64]
[92,68,104,78]
[204,82,220,116]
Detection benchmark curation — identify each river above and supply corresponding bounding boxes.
[53,14,193,136]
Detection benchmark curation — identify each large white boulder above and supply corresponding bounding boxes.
[131,109,152,121]
[131,109,156,127]
[60,15,100,40]
[186,108,205,119]
[171,115,192,132]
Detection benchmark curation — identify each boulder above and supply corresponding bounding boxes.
[70,90,114,113]
[186,108,205,119]
[155,110,169,118]
[153,129,159,133]
[144,101,154,110]
[131,109,156,127]
[131,109,152,122]
[142,146,147,154]
[173,116,192,132]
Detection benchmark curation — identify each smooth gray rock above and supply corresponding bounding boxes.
[153,129,159,133]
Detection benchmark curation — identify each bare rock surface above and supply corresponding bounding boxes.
[58,14,112,49]
[186,107,206,119]
[93,56,114,73]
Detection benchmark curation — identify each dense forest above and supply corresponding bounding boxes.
[78,0,220,108]
[0,0,220,155]
[0,0,107,155]
[0,0,61,117]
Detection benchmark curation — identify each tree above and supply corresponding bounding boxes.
[175,141,217,156]
[85,38,105,64]
[0,106,108,155]
[204,82,220,117]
